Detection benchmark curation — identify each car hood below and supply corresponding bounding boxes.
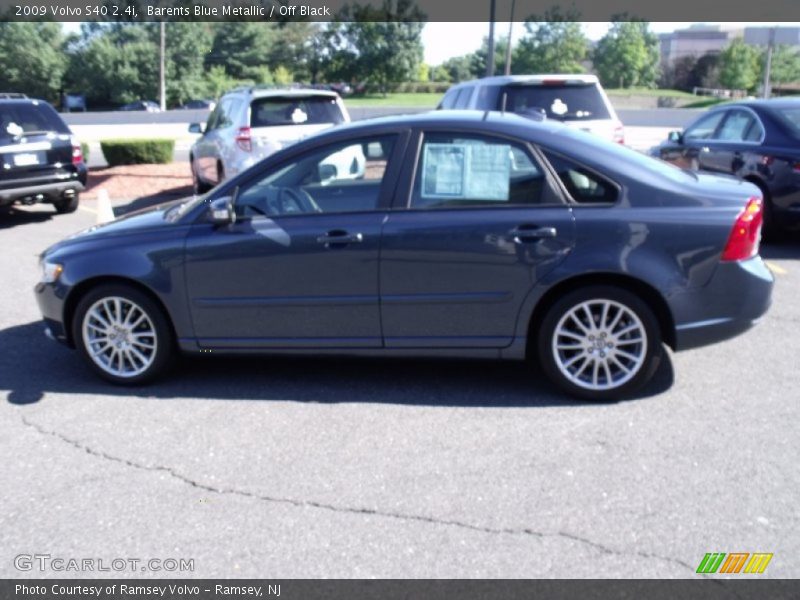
[43,197,190,255]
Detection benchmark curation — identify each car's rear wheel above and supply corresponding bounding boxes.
[537,286,662,401]
[54,194,79,214]
[191,156,211,194]
[72,284,175,385]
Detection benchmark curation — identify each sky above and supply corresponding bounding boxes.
[62,21,789,66]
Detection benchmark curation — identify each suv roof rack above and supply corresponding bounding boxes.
[225,84,337,95]
[0,93,28,99]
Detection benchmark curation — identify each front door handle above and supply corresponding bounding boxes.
[316,230,364,246]
[509,225,557,243]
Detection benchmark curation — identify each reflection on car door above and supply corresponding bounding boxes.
[183,133,405,349]
[379,131,575,348]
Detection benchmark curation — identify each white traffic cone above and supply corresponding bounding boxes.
[97,188,115,224]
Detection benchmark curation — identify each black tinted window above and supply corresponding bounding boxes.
[543,151,618,204]
[250,96,344,127]
[504,83,611,121]
[0,101,69,141]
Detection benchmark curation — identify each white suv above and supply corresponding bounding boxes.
[438,74,624,144]
[189,87,359,193]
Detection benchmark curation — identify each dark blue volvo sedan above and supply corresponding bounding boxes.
[34,112,773,400]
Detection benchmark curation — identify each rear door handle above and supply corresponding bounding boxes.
[316,230,364,246]
[509,226,557,243]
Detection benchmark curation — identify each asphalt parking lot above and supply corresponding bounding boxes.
[1,201,798,579]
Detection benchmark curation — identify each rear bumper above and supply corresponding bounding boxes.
[671,256,774,351]
[0,179,85,205]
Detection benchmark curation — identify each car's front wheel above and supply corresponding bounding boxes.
[72,284,175,385]
[537,286,662,401]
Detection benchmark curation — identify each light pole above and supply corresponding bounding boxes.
[159,21,166,111]
[762,26,776,99]
[504,0,516,75]
[486,0,496,78]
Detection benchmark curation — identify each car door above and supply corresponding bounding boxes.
[193,100,225,182]
[379,130,575,348]
[183,132,406,349]
[699,108,764,175]
[663,110,728,170]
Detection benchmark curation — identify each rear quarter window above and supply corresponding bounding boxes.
[542,150,618,204]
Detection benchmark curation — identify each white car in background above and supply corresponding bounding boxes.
[438,74,625,145]
[189,87,362,193]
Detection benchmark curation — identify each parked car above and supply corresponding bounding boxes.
[188,86,353,194]
[438,74,625,144]
[118,100,160,112]
[35,111,772,400]
[179,99,216,111]
[0,94,87,214]
[650,99,800,236]
[61,93,87,112]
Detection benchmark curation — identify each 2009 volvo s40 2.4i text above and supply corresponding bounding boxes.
[35,112,773,400]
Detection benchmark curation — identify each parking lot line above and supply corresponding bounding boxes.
[765,261,788,275]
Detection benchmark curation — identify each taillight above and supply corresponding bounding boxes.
[721,196,763,262]
[613,123,625,144]
[71,138,83,165]
[235,127,252,152]
[792,161,800,173]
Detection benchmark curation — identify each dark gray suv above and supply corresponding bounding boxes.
[34,111,772,400]
[1,95,87,214]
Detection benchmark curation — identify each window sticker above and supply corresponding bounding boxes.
[421,142,510,201]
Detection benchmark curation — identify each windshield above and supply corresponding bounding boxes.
[249,96,345,128]
[0,102,70,142]
[504,83,611,121]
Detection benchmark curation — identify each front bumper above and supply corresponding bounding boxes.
[34,280,71,346]
[671,256,774,351]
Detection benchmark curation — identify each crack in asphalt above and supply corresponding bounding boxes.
[22,415,736,585]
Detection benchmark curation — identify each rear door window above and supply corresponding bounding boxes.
[249,96,345,127]
[408,132,560,208]
[504,83,611,121]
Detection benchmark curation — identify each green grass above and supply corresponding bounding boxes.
[344,93,442,108]
[680,97,732,109]
[606,88,698,98]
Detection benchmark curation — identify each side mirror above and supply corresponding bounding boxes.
[189,122,205,134]
[668,130,683,144]
[318,163,337,183]
[208,196,235,225]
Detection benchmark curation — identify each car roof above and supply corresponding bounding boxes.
[290,110,569,145]
[727,97,800,110]
[225,86,339,99]
[450,74,600,88]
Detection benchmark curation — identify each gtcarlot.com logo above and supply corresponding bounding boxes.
[14,554,194,573]
[696,552,773,574]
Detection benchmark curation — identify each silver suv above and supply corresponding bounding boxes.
[438,75,625,145]
[189,86,355,193]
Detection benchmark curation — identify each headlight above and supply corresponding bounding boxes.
[41,261,63,283]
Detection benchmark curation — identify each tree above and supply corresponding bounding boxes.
[205,22,274,81]
[328,0,425,93]
[439,55,473,83]
[767,45,800,87]
[593,18,660,89]
[469,36,509,78]
[718,38,762,92]
[0,23,67,103]
[513,7,588,74]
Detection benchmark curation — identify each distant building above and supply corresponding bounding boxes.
[744,27,800,46]
[659,24,741,68]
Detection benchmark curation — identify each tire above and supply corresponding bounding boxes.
[536,286,662,401]
[72,284,175,385]
[191,157,211,195]
[54,195,79,214]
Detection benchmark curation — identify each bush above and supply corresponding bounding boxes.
[80,141,89,162]
[100,139,175,166]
